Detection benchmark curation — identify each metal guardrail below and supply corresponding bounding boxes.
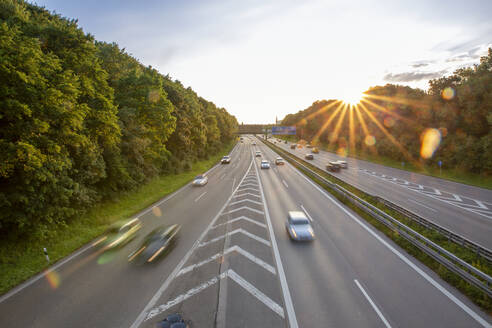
[262,139,492,297]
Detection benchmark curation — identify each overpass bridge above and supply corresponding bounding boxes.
[237,124,273,134]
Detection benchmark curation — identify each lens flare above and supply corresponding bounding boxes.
[337,147,348,157]
[152,206,162,217]
[420,128,441,159]
[44,269,60,289]
[442,87,455,100]
[364,135,376,146]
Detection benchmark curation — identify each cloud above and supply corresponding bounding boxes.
[411,62,430,68]
[383,70,447,82]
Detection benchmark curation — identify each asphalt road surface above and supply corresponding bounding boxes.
[270,137,492,249]
[0,137,490,327]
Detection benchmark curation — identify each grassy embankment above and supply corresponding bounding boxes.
[0,142,235,295]
[264,139,492,313]
[275,136,492,189]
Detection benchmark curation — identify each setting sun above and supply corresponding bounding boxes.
[339,90,365,105]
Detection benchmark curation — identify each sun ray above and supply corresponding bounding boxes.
[361,98,414,124]
[358,102,422,168]
[304,100,342,121]
[310,101,345,145]
[364,93,431,110]
[329,102,348,146]
[354,106,378,155]
[348,105,355,156]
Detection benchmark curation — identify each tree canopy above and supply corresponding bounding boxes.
[0,0,237,237]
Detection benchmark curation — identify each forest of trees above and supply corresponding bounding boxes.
[0,0,238,237]
[282,49,492,176]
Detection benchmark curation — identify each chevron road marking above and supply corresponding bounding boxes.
[198,228,271,247]
[229,198,263,206]
[212,216,266,229]
[221,205,264,215]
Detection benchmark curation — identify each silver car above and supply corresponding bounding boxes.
[192,175,208,186]
[260,160,270,169]
[286,211,315,241]
[337,160,348,168]
[255,151,261,157]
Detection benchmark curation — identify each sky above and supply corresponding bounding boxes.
[33,0,492,123]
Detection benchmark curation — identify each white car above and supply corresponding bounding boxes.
[192,175,208,186]
[255,151,261,157]
[221,156,231,164]
[286,211,315,241]
[275,157,284,165]
[337,160,348,168]
[260,160,270,169]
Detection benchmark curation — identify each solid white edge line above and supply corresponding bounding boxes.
[129,157,253,328]
[354,279,392,328]
[300,205,314,222]
[253,148,299,328]
[268,140,491,328]
[194,191,207,202]
[407,198,437,212]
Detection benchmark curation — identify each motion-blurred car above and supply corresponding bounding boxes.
[306,144,313,148]
[284,140,288,144]
[305,154,314,160]
[101,218,141,251]
[290,144,297,149]
[286,211,315,241]
[252,142,256,145]
[128,224,181,265]
[255,151,261,157]
[326,161,341,172]
[337,160,348,168]
[192,175,208,186]
[221,155,231,164]
[275,157,284,165]
[260,160,270,169]
[312,147,319,154]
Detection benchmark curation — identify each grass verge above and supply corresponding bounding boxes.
[275,136,492,189]
[265,139,492,313]
[0,142,235,296]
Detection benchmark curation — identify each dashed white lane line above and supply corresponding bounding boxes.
[300,205,314,222]
[354,279,392,328]
[282,179,289,188]
[232,177,236,192]
[194,191,207,202]
[219,173,226,180]
[407,198,437,212]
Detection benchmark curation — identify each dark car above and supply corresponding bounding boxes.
[326,161,341,172]
[128,224,181,265]
[290,144,297,149]
[305,154,314,160]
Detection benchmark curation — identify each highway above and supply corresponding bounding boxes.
[0,137,490,327]
[270,138,492,249]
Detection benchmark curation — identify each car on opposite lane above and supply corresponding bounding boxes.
[221,155,231,164]
[337,160,348,168]
[128,224,181,265]
[290,144,297,149]
[275,157,284,165]
[305,154,314,160]
[192,174,208,186]
[312,147,319,154]
[286,211,315,241]
[255,151,261,157]
[101,218,142,251]
[326,161,341,172]
[260,160,270,169]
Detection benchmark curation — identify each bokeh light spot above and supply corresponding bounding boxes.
[44,269,60,289]
[442,87,455,100]
[152,206,162,217]
[383,116,395,128]
[364,135,376,146]
[337,147,347,157]
[97,251,116,265]
[420,128,441,159]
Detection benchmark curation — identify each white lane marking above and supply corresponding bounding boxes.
[354,279,392,328]
[130,159,254,328]
[285,157,491,327]
[232,177,236,192]
[198,228,271,247]
[228,269,285,318]
[254,154,299,328]
[475,200,487,209]
[433,188,442,195]
[300,204,314,222]
[407,198,437,212]
[229,198,263,206]
[233,192,261,199]
[212,216,267,229]
[146,270,284,321]
[239,182,259,188]
[194,191,207,202]
[219,173,226,180]
[236,187,261,193]
[177,246,276,276]
[453,194,462,202]
[282,179,289,188]
[221,205,264,215]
